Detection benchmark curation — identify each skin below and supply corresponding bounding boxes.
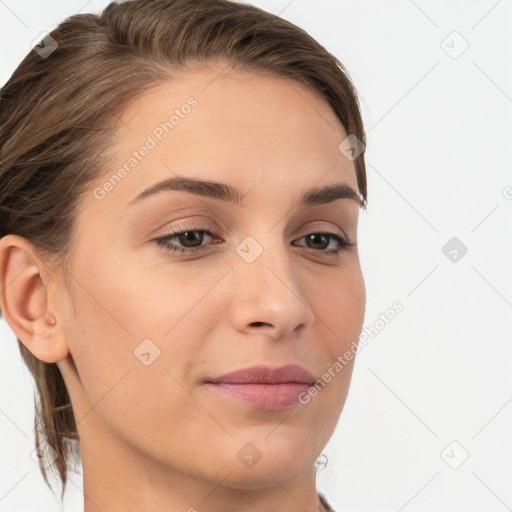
[0,62,366,512]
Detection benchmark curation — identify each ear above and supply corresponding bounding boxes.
[0,234,69,363]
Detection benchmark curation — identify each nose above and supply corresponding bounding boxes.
[227,239,315,339]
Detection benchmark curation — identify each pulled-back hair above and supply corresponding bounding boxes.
[0,0,367,502]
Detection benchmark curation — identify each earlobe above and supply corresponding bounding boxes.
[0,234,69,363]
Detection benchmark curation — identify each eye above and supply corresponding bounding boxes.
[152,226,355,256]
[292,232,355,256]
[153,224,218,255]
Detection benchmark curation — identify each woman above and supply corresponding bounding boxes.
[0,0,367,510]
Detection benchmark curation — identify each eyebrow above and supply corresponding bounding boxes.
[127,176,364,209]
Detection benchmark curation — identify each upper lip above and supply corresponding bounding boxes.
[205,364,318,385]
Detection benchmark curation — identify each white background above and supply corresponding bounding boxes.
[1,1,511,511]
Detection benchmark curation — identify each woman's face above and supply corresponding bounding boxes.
[55,63,366,491]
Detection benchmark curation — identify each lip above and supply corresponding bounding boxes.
[205,364,318,385]
[204,364,318,410]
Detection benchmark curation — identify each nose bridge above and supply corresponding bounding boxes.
[230,229,313,335]
[235,230,292,291]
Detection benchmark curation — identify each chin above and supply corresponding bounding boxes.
[220,460,314,490]
[211,435,319,489]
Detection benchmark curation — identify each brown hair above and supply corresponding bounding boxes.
[0,0,367,502]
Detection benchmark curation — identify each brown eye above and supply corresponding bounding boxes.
[292,232,355,256]
[154,229,215,254]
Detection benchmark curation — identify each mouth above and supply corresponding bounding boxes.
[204,364,318,410]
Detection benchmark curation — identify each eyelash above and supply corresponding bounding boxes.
[152,224,355,257]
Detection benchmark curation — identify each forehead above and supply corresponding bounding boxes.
[120,64,343,133]
[92,64,358,213]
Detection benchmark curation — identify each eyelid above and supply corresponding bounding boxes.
[296,220,349,240]
[156,219,217,237]
[157,219,348,240]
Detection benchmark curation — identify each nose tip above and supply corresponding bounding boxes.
[229,242,315,338]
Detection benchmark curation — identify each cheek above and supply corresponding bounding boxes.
[308,264,366,347]
[299,264,365,404]
[63,266,205,456]
[63,253,217,409]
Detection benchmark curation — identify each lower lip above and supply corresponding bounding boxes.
[205,382,312,410]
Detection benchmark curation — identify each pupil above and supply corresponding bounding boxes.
[307,233,328,250]
[179,231,203,247]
